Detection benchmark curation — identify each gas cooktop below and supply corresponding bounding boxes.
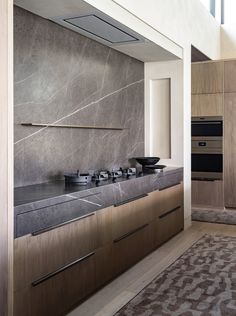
[64,168,137,186]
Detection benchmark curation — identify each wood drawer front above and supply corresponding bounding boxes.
[192,62,223,94]
[95,245,114,288]
[113,223,153,276]
[111,194,152,240]
[155,206,184,246]
[14,252,96,316]
[14,212,97,291]
[150,183,183,219]
[192,93,223,117]
[192,180,224,208]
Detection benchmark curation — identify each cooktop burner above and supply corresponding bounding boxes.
[64,167,137,186]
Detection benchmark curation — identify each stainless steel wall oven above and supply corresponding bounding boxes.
[191,117,223,180]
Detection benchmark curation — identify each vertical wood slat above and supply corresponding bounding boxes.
[224,93,236,208]
[0,0,13,315]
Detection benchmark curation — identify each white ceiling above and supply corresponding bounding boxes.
[14,0,180,62]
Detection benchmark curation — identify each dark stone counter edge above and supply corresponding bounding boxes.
[14,167,183,238]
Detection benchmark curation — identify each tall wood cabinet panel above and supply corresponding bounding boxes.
[224,93,236,207]
[224,60,236,93]
[192,62,224,94]
[192,93,223,117]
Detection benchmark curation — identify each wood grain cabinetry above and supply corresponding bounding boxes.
[15,251,96,316]
[149,183,183,218]
[224,93,236,207]
[14,184,184,316]
[192,180,224,208]
[192,94,223,117]
[155,206,184,246]
[192,62,224,94]
[111,194,152,240]
[14,212,97,292]
[113,222,153,276]
[224,60,236,93]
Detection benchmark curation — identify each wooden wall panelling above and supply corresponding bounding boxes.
[192,62,224,94]
[224,60,236,93]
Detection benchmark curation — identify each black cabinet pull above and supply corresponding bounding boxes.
[159,183,181,191]
[113,223,149,243]
[32,251,95,287]
[159,206,181,219]
[114,194,148,207]
[32,212,95,236]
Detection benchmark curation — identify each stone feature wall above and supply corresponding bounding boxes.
[14,6,144,187]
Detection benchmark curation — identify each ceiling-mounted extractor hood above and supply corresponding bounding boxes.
[64,14,139,44]
[51,11,147,47]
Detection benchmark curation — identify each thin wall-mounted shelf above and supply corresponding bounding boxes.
[21,123,126,131]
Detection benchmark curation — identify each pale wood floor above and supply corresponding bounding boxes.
[68,221,236,316]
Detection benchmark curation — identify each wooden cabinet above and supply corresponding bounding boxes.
[14,212,97,292]
[224,93,236,207]
[112,222,153,276]
[192,62,223,94]
[149,183,183,219]
[224,60,236,93]
[192,93,223,117]
[154,206,184,246]
[192,180,224,208]
[14,184,184,316]
[15,251,96,316]
[111,194,152,240]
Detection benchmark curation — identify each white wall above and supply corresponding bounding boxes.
[82,0,221,228]
[145,60,183,166]
[221,25,236,59]
[112,0,221,60]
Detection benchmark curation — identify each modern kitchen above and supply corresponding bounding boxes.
[13,2,184,315]
[1,1,236,316]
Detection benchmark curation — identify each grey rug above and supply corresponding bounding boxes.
[192,208,236,225]
[115,235,236,315]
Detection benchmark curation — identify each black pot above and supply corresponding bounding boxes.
[134,157,160,166]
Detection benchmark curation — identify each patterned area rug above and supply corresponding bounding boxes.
[115,235,236,316]
[192,208,236,225]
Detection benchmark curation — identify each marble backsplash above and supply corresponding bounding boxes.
[14,6,144,187]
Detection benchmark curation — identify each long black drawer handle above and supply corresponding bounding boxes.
[159,206,181,219]
[32,251,95,287]
[114,194,148,207]
[113,223,149,243]
[159,182,181,191]
[32,212,95,236]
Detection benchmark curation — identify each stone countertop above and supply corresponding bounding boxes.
[14,167,183,238]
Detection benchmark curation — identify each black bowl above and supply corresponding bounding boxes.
[134,157,160,166]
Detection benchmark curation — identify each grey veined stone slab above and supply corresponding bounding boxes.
[14,167,183,238]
